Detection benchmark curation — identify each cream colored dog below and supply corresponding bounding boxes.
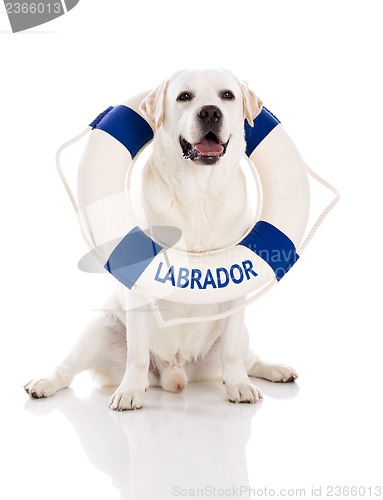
[25,69,297,410]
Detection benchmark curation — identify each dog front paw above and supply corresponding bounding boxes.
[249,361,298,383]
[225,382,263,404]
[24,378,60,399]
[109,387,145,411]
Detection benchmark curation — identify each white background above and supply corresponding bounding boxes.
[1,1,382,499]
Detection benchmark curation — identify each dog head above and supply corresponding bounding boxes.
[139,68,262,167]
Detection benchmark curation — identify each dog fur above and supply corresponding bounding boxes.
[25,69,297,410]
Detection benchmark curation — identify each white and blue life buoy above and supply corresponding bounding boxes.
[75,92,310,305]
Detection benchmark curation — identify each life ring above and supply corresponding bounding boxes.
[76,92,310,305]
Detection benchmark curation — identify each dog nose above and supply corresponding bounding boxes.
[198,105,222,124]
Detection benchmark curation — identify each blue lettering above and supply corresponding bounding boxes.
[154,262,166,283]
[216,268,229,288]
[242,260,257,280]
[203,269,217,289]
[155,261,258,289]
[177,267,190,288]
[230,264,244,284]
[190,269,203,289]
[163,265,176,286]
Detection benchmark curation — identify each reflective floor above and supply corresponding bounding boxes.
[6,368,382,500]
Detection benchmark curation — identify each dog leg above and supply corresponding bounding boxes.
[25,314,123,399]
[221,308,262,404]
[109,309,150,411]
[246,355,298,383]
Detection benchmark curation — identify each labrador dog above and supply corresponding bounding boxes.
[25,69,297,410]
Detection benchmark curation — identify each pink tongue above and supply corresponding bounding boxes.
[194,136,224,155]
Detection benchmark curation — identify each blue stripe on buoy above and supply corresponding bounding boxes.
[245,108,280,157]
[238,221,299,281]
[89,106,113,129]
[90,105,154,158]
[105,227,163,289]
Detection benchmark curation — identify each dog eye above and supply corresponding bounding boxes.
[177,92,193,102]
[221,90,235,100]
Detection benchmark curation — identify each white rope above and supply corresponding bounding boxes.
[299,164,341,254]
[56,126,106,268]
[56,127,340,329]
[56,126,90,217]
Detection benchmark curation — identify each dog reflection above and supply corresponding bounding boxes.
[25,382,266,499]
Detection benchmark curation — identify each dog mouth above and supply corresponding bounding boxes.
[179,132,229,164]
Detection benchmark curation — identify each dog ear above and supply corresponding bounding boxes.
[239,81,263,127]
[139,79,169,130]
